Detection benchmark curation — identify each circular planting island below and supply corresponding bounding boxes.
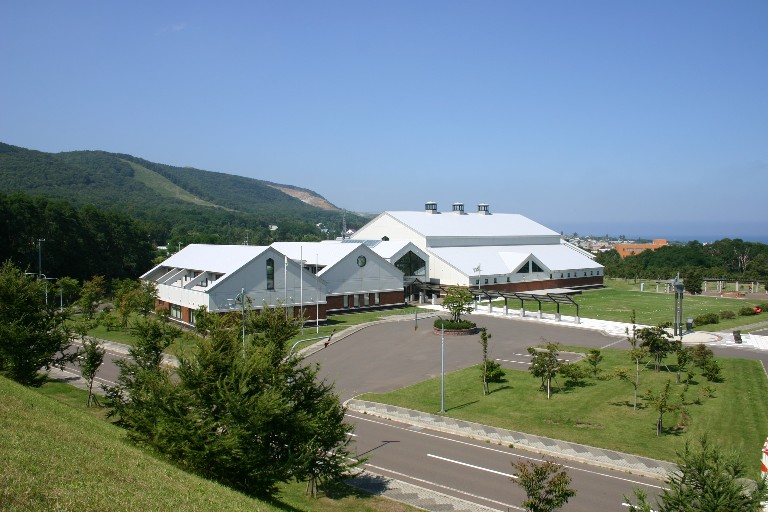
[432,320,478,336]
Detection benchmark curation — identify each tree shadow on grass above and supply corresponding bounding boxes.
[489,384,512,394]
[326,475,390,499]
[609,400,647,410]
[446,400,479,412]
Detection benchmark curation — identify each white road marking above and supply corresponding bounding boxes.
[428,453,517,479]
[348,413,664,490]
[362,463,524,511]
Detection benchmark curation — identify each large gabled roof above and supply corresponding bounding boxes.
[383,211,560,238]
[429,243,603,276]
[141,244,270,279]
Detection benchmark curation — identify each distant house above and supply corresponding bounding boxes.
[615,239,668,258]
[351,201,603,293]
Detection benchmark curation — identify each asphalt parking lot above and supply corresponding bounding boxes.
[307,313,623,400]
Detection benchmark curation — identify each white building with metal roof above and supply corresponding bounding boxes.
[141,244,327,325]
[351,202,603,293]
[270,241,406,311]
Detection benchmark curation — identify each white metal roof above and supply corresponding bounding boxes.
[142,244,270,277]
[270,242,358,268]
[429,243,603,276]
[384,211,560,238]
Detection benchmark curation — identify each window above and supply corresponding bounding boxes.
[584,272,587,277]
[364,293,370,306]
[395,251,426,276]
[475,279,479,285]
[171,304,182,319]
[567,273,571,278]
[590,271,593,276]
[353,294,360,307]
[484,279,488,284]
[516,262,530,273]
[374,292,380,305]
[343,295,349,308]
[266,258,275,290]
[189,309,196,325]
[506,277,510,283]
[493,278,497,284]
[531,261,544,273]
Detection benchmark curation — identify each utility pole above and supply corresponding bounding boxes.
[37,238,46,279]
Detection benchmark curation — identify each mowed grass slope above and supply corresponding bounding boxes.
[0,376,278,512]
[360,347,768,465]
[0,378,413,512]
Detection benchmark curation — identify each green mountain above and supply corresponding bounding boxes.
[0,142,364,245]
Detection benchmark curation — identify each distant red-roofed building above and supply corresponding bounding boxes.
[615,239,668,258]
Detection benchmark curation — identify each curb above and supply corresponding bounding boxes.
[346,399,676,481]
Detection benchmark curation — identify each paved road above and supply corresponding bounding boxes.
[305,315,670,511]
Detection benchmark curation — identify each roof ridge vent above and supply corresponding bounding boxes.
[452,202,466,214]
[477,203,490,215]
[425,201,439,214]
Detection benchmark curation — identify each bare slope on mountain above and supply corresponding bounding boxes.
[265,183,339,211]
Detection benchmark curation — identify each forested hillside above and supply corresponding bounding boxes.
[0,142,367,248]
[0,192,154,281]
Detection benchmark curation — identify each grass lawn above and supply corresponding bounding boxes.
[491,278,768,330]
[359,345,768,465]
[80,306,432,356]
[1,377,415,512]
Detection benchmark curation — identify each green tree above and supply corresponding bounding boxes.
[585,349,603,377]
[675,346,693,384]
[512,459,576,512]
[638,325,679,372]
[78,275,106,320]
[684,268,704,295]
[644,379,675,436]
[479,327,492,395]
[626,436,768,511]
[107,304,356,498]
[528,342,561,399]
[442,286,475,323]
[0,260,75,385]
[55,276,80,308]
[79,336,105,407]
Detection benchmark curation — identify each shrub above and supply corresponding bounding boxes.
[718,310,735,320]
[738,306,757,317]
[693,313,719,326]
[692,344,714,368]
[702,359,723,383]
[480,360,506,383]
[757,303,768,312]
[560,362,587,385]
[434,319,476,330]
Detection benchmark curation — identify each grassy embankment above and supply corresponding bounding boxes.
[492,277,768,330]
[0,377,414,512]
[359,345,768,466]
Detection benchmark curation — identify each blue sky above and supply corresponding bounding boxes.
[2,1,766,241]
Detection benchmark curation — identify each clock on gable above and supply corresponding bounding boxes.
[357,255,367,267]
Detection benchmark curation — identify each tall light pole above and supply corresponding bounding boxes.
[440,317,445,414]
[236,288,246,358]
[37,238,46,279]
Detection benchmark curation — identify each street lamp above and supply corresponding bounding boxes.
[234,288,246,358]
[439,316,445,414]
[37,238,46,279]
